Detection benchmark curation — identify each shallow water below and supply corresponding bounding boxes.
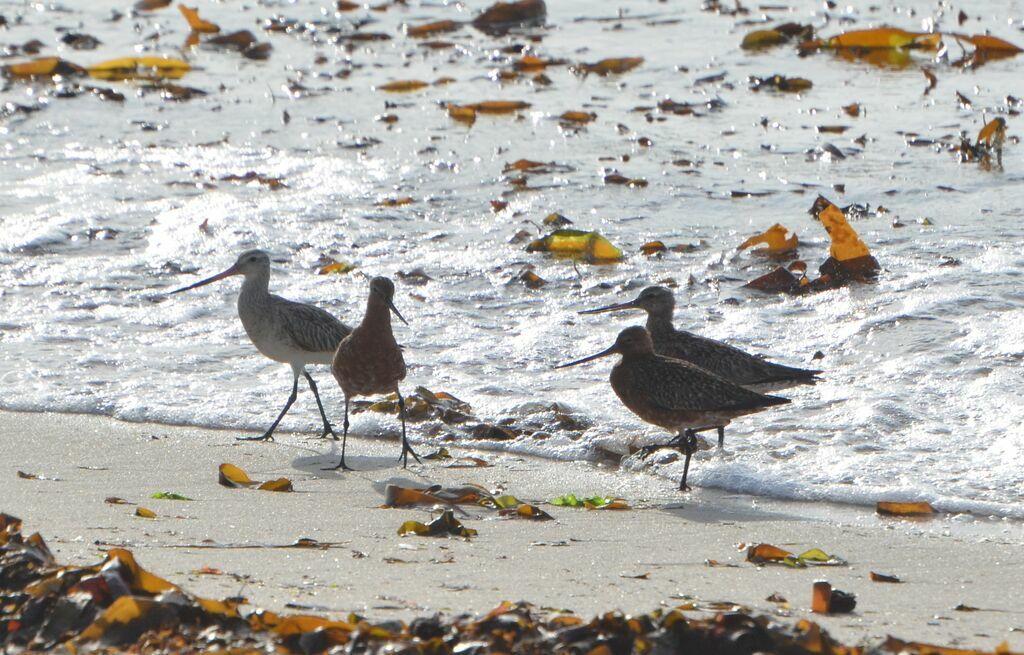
[2,0,1023,517]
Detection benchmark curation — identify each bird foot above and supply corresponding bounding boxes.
[679,482,692,493]
[636,443,673,459]
[318,428,340,441]
[237,433,274,442]
[398,442,422,469]
[321,459,354,472]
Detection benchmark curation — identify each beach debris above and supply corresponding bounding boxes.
[746,544,846,568]
[811,581,857,614]
[105,497,133,505]
[741,23,814,49]
[499,504,554,520]
[549,494,630,510]
[737,224,798,255]
[743,197,878,294]
[472,0,546,35]
[384,483,489,508]
[0,514,976,653]
[876,501,937,516]
[317,259,356,275]
[2,57,87,78]
[749,74,813,93]
[178,5,219,33]
[219,172,287,189]
[398,509,477,538]
[150,491,192,500]
[572,57,644,77]
[526,229,624,263]
[217,463,294,492]
[134,507,157,518]
[384,484,543,520]
[351,386,473,424]
[378,80,429,93]
[883,637,1022,655]
[870,572,903,583]
[87,57,190,81]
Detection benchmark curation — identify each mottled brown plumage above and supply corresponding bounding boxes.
[580,286,817,446]
[169,249,351,442]
[557,326,789,490]
[325,276,419,470]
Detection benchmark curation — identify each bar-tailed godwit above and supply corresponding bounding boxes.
[556,326,789,490]
[169,249,350,441]
[580,286,817,446]
[324,276,419,471]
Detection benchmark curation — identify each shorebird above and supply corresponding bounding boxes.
[169,249,350,442]
[556,326,789,491]
[324,276,419,471]
[579,286,818,446]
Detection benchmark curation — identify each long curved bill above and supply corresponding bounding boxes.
[554,344,618,369]
[386,298,409,326]
[167,264,240,295]
[578,299,640,315]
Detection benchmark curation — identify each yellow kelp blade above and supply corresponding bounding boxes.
[818,203,870,261]
[88,57,190,81]
[824,27,936,50]
[218,463,256,488]
[737,223,798,254]
[526,229,624,263]
[3,57,87,77]
[178,5,220,33]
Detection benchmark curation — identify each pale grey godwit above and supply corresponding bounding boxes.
[324,276,419,471]
[169,249,351,442]
[556,326,789,491]
[579,286,818,446]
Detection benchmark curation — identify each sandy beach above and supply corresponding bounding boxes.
[3,409,1022,650]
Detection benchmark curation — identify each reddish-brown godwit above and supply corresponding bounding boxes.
[580,286,817,446]
[169,249,350,442]
[556,326,789,490]
[324,276,419,471]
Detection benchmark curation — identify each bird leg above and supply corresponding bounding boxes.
[302,371,337,440]
[636,431,686,459]
[322,398,353,471]
[237,376,298,442]
[678,429,700,492]
[717,426,725,448]
[395,391,422,468]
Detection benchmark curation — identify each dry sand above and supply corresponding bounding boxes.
[2,410,1022,650]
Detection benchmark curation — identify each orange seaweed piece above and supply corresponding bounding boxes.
[876,501,936,516]
[745,543,793,563]
[576,57,644,76]
[818,202,870,261]
[976,117,1006,147]
[824,27,936,50]
[957,33,1023,53]
[406,20,461,38]
[559,110,596,123]
[467,100,531,113]
[4,57,86,77]
[378,79,428,92]
[447,105,477,125]
[737,223,798,254]
[178,5,220,33]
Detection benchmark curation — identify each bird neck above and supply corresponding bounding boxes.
[645,309,675,335]
[359,295,395,336]
[238,269,271,307]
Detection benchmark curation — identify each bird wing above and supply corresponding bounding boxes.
[660,329,820,385]
[272,296,351,354]
[635,355,789,413]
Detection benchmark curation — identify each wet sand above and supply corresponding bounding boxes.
[2,410,1022,649]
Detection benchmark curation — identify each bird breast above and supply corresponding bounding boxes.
[332,330,406,398]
